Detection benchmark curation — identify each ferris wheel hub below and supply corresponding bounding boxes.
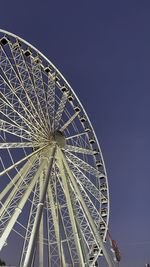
[53,130,66,148]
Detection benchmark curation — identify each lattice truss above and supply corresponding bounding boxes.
[0,30,111,267]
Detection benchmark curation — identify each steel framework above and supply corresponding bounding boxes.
[0,30,114,267]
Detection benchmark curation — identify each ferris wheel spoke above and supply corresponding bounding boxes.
[71,194,97,251]
[0,119,32,141]
[58,209,75,265]
[10,40,48,131]
[45,197,52,267]
[0,157,39,223]
[65,145,95,155]
[68,188,100,265]
[0,90,47,138]
[54,92,69,130]
[0,115,48,142]
[0,41,43,131]
[75,176,107,227]
[66,131,88,140]
[20,176,42,266]
[60,112,80,132]
[68,162,102,203]
[58,206,80,265]
[36,74,51,132]
[46,196,60,267]
[0,156,37,204]
[0,105,34,140]
[56,155,96,264]
[0,43,22,89]
[46,194,61,267]
[56,173,90,266]
[67,161,108,226]
[0,46,43,133]
[47,182,66,266]
[29,56,50,132]
[0,159,42,251]
[52,170,76,265]
[60,153,107,228]
[65,151,103,179]
[33,62,52,131]
[22,147,56,267]
[0,74,46,136]
[0,145,48,178]
[55,167,83,265]
[0,142,41,149]
[47,73,55,130]
[39,174,44,267]
[59,148,114,267]
[56,149,86,267]
[39,220,44,267]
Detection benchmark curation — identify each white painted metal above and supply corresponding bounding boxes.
[0,156,36,202]
[0,145,48,177]
[59,148,115,267]
[22,147,55,267]
[0,142,41,149]
[0,158,45,250]
[0,158,37,219]
[65,144,95,155]
[0,29,112,267]
[47,182,66,266]
[39,173,44,267]
[54,91,69,130]
[57,150,86,267]
[60,112,79,132]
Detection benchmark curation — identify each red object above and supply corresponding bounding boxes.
[107,231,121,262]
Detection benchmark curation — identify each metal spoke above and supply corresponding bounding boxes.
[0,44,47,137]
[65,151,104,179]
[68,161,105,203]
[0,43,22,89]
[0,159,39,238]
[65,144,95,155]
[60,112,79,132]
[47,73,55,130]
[56,153,99,263]
[29,56,50,133]
[0,142,41,149]
[56,149,86,267]
[22,146,56,267]
[39,173,44,267]
[0,158,41,250]
[66,132,88,140]
[0,119,32,141]
[46,196,52,267]
[58,148,114,267]
[0,144,48,178]
[54,92,69,130]
[47,180,66,266]
[20,177,41,266]
[53,170,75,265]
[10,40,48,131]
[0,155,37,203]
[0,75,46,136]
[0,90,47,138]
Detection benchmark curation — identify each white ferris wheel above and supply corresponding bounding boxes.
[0,30,114,267]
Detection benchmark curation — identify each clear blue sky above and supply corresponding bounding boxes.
[0,0,150,266]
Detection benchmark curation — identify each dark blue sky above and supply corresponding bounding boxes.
[0,0,150,266]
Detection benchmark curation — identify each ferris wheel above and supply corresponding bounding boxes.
[0,30,114,267]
